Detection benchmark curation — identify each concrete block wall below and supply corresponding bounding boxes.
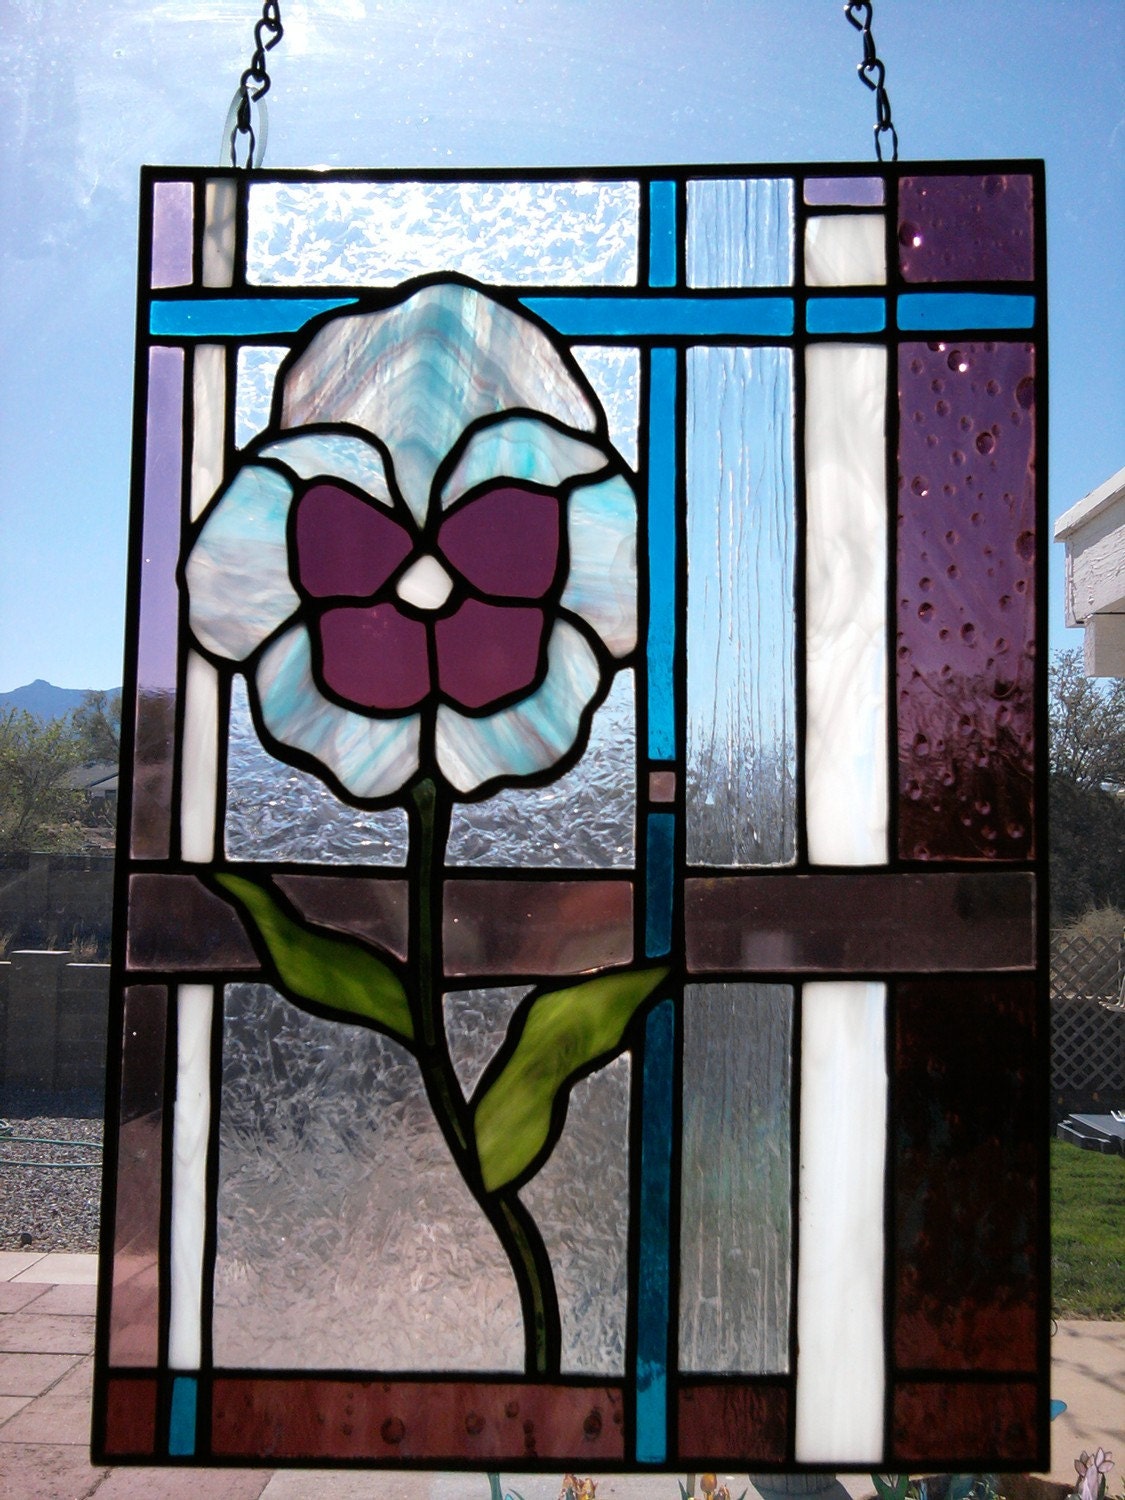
[0,951,110,1093]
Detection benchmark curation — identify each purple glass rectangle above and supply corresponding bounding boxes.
[275,875,409,960]
[150,180,194,289]
[129,346,183,860]
[897,341,1036,861]
[804,176,885,207]
[898,174,1034,282]
[108,985,166,1367]
[443,879,633,976]
[126,874,259,970]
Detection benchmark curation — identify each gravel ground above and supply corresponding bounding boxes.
[0,1088,104,1252]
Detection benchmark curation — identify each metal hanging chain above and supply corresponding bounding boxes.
[844,1,899,163]
[227,1,284,169]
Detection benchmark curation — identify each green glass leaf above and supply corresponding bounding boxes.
[214,873,413,1043]
[474,964,669,1192]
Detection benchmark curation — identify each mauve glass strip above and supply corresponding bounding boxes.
[677,1383,788,1463]
[804,176,885,207]
[893,976,1039,1374]
[126,874,258,971]
[897,341,1036,861]
[103,1376,159,1456]
[150,180,194,288]
[210,1377,625,1460]
[107,985,166,1368]
[442,879,633,976]
[648,347,677,760]
[684,872,1035,972]
[892,1380,1037,1464]
[274,875,409,959]
[649,180,678,287]
[635,998,675,1464]
[130,346,183,860]
[898,173,1034,283]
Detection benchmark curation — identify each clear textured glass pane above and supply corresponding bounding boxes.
[212,983,523,1372]
[687,347,796,866]
[679,983,793,1374]
[442,879,632,976]
[247,180,640,287]
[225,675,408,865]
[804,176,886,207]
[804,343,888,865]
[804,215,886,286]
[795,981,886,1462]
[571,345,640,470]
[686,178,794,287]
[235,346,287,448]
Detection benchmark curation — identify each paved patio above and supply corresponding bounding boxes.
[2,1252,1121,1500]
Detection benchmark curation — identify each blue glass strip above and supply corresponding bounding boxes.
[168,1375,197,1456]
[645,813,675,958]
[649,180,678,288]
[896,292,1035,331]
[647,347,676,760]
[806,295,886,334]
[150,297,358,337]
[636,998,675,1464]
[522,296,795,338]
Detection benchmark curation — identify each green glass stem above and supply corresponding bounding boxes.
[408,778,560,1376]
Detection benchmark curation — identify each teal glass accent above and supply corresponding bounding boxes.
[168,1375,197,1456]
[649,180,678,288]
[647,347,676,760]
[521,295,795,338]
[636,998,674,1463]
[896,292,1035,331]
[150,297,358,337]
[646,813,675,958]
[806,295,886,334]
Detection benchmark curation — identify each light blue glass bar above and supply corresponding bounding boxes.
[645,813,675,957]
[522,296,795,337]
[649,180,678,288]
[168,1375,197,1456]
[636,997,675,1463]
[806,296,886,334]
[647,347,676,760]
[150,297,358,336]
[896,292,1036,330]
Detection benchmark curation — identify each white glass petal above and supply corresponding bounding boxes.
[687,177,794,287]
[395,553,454,610]
[255,624,420,800]
[202,178,236,289]
[435,620,601,793]
[186,463,299,662]
[247,179,639,288]
[168,983,213,1370]
[804,214,886,287]
[280,283,598,524]
[795,981,887,1462]
[804,343,888,864]
[559,475,638,657]
[235,346,287,449]
[258,431,393,506]
[180,651,219,863]
[190,344,226,522]
[440,416,609,510]
[571,345,641,471]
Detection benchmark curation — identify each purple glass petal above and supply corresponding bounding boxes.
[897,341,1036,860]
[898,175,1034,283]
[438,487,560,598]
[295,484,413,599]
[318,603,430,710]
[435,600,545,711]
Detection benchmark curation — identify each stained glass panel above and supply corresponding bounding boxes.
[97,161,1048,1472]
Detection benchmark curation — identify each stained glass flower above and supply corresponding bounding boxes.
[1075,1449,1114,1500]
[185,280,637,801]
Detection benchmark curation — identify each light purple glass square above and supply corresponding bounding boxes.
[803,176,885,207]
[898,174,1034,283]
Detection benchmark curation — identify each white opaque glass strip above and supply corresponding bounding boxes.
[180,651,219,863]
[191,344,226,521]
[804,214,886,286]
[795,980,887,1462]
[202,178,237,288]
[168,983,213,1370]
[804,344,888,864]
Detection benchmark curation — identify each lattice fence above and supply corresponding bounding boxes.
[1050,930,1125,1104]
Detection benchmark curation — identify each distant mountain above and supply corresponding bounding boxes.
[0,679,119,721]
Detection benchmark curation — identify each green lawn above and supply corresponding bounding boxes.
[1052,1136,1125,1318]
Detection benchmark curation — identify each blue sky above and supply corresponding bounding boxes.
[0,0,1121,692]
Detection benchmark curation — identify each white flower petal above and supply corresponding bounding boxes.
[255,624,420,800]
[186,464,299,661]
[435,620,600,794]
[440,415,609,510]
[257,431,394,506]
[559,474,638,657]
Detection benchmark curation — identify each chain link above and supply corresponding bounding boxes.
[844,1,898,163]
[227,2,284,169]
